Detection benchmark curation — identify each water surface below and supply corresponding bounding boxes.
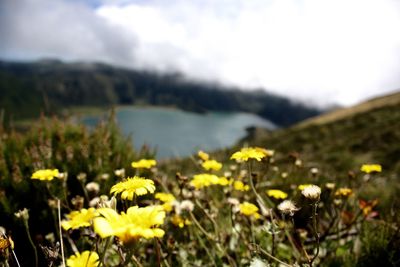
[82,107,275,159]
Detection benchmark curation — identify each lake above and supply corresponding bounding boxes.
[82,107,276,159]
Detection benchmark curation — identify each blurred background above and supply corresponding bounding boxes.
[1,0,400,157]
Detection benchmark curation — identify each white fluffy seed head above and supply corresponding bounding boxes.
[301,185,321,201]
[277,200,299,216]
[173,200,194,215]
[85,181,100,194]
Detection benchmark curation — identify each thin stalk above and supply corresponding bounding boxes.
[195,199,219,239]
[97,237,112,267]
[11,249,21,267]
[1,233,21,267]
[270,209,276,257]
[154,238,161,267]
[189,211,215,241]
[58,199,66,267]
[65,233,79,254]
[309,202,320,267]
[280,215,303,261]
[23,220,38,267]
[247,162,270,213]
[124,248,143,267]
[291,217,310,263]
[249,218,256,244]
[193,227,218,267]
[254,244,293,267]
[131,254,143,267]
[78,180,90,204]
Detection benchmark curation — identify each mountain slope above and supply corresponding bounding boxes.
[0,60,320,126]
[240,91,400,175]
[296,91,400,128]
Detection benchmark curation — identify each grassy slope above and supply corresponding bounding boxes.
[297,91,400,128]
[240,91,400,175]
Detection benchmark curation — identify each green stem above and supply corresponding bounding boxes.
[123,247,143,267]
[24,220,38,267]
[58,199,66,267]
[248,162,269,213]
[270,209,276,257]
[254,244,293,267]
[193,227,218,267]
[249,218,256,244]
[97,237,112,267]
[189,211,215,241]
[195,199,219,240]
[309,202,320,267]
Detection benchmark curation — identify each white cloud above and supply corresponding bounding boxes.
[1,0,400,106]
[0,0,137,65]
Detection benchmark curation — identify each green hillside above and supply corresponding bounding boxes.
[238,91,400,175]
[0,60,320,127]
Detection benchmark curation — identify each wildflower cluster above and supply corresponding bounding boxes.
[2,144,388,267]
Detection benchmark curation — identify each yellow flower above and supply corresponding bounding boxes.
[266,189,288,200]
[155,193,176,212]
[233,180,250,191]
[62,208,99,230]
[360,164,382,174]
[31,169,59,181]
[217,177,232,186]
[298,184,313,191]
[335,188,353,198]
[155,193,175,203]
[231,147,270,162]
[131,159,157,169]
[110,176,155,200]
[190,174,220,189]
[201,160,223,171]
[66,251,99,267]
[198,150,210,161]
[239,202,261,219]
[171,214,192,228]
[93,206,165,244]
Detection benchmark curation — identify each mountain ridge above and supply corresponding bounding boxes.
[0,59,321,126]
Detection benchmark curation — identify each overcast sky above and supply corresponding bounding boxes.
[1,0,400,106]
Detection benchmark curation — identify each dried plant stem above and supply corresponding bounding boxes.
[11,249,21,267]
[1,233,21,267]
[58,199,66,267]
[154,238,161,267]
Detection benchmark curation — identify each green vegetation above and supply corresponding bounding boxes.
[0,60,320,127]
[0,93,399,266]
